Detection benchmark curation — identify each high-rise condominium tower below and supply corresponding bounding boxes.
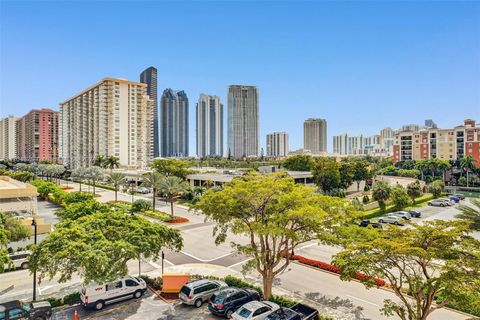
[59,78,154,169]
[17,109,59,163]
[266,132,288,157]
[304,118,327,154]
[196,94,223,158]
[227,85,259,158]
[140,67,159,158]
[0,115,18,160]
[161,89,189,157]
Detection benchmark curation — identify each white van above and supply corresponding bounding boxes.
[80,275,147,310]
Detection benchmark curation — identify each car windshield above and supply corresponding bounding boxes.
[212,292,227,304]
[236,307,252,318]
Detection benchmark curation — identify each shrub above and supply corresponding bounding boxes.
[362,195,369,204]
[363,185,370,192]
[62,191,94,204]
[224,275,262,295]
[142,210,171,221]
[63,292,80,305]
[131,199,152,212]
[46,297,62,308]
[427,180,445,198]
[391,185,410,210]
[139,275,163,290]
[269,294,297,308]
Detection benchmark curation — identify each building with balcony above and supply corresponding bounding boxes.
[59,78,154,169]
[304,118,327,154]
[16,108,59,163]
[0,115,18,161]
[196,94,223,158]
[266,132,288,157]
[140,67,159,158]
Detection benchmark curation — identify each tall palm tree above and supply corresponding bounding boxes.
[142,171,164,210]
[158,176,189,217]
[456,199,480,231]
[92,155,107,168]
[437,160,452,183]
[415,159,429,181]
[105,156,120,171]
[459,155,475,176]
[107,172,126,202]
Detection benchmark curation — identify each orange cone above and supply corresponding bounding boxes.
[73,309,79,320]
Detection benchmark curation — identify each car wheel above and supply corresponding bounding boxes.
[34,317,46,320]
[134,290,143,299]
[226,309,234,318]
[441,204,445,207]
[20,262,29,269]
[378,219,384,223]
[428,203,432,206]
[194,298,203,308]
[95,300,105,311]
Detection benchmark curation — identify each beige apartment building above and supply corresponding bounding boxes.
[0,115,18,160]
[59,78,154,169]
[393,119,480,166]
[304,118,327,154]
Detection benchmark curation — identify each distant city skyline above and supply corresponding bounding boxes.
[1,1,479,154]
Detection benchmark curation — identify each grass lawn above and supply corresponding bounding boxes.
[362,193,435,220]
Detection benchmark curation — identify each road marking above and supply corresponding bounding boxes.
[346,294,380,307]
[227,258,253,269]
[179,250,233,262]
[38,285,54,294]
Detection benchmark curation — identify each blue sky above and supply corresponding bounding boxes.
[1,1,479,154]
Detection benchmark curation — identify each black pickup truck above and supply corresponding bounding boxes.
[0,300,52,320]
[265,303,319,320]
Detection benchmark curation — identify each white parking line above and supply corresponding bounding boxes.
[346,294,380,307]
[227,258,253,269]
[180,250,233,262]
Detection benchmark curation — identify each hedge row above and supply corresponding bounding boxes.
[289,254,386,287]
[46,292,81,308]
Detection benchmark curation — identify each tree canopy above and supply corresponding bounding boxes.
[150,159,191,179]
[311,157,341,193]
[456,199,480,231]
[282,155,313,171]
[195,173,357,299]
[333,220,480,320]
[29,211,183,284]
[0,211,31,272]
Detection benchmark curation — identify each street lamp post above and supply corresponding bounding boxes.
[31,219,37,301]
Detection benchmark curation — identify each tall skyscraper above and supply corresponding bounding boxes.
[196,94,223,158]
[161,89,189,157]
[304,118,327,154]
[0,115,18,160]
[59,78,154,169]
[266,132,288,157]
[227,85,259,158]
[333,133,348,155]
[17,109,59,163]
[140,67,159,158]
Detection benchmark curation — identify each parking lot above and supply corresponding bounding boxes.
[52,291,233,320]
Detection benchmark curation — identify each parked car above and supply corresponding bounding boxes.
[265,303,319,320]
[377,216,404,226]
[133,187,150,194]
[179,279,228,307]
[407,210,421,218]
[428,200,448,207]
[232,301,280,320]
[208,287,261,318]
[389,211,412,220]
[448,195,460,203]
[4,251,31,271]
[0,300,51,320]
[80,275,147,310]
[358,220,382,228]
[452,194,465,200]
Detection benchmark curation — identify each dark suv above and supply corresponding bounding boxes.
[0,300,52,320]
[208,287,261,318]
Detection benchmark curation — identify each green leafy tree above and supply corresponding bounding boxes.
[195,173,357,299]
[150,159,191,179]
[131,199,153,212]
[29,211,183,284]
[391,185,410,210]
[311,157,341,193]
[31,180,59,199]
[92,155,107,168]
[406,180,422,204]
[338,160,355,190]
[371,180,391,212]
[415,159,430,181]
[104,156,120,171]
[106,172,126,202]
[333,220,480,320]
[352,159,370,192]
[71,167,87,192]
[0,211,31,272]
[282,155,313,171]
[158,176,189,217]
[437,160,452,182]
[459,155,475,176]
[56,200,111,220]
[62,191,94,204]
[456,199,480,231]
[142,171,164,210]
[427,180,444,198]
[84,166,104,196]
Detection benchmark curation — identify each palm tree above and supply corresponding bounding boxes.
[92,155,107,168]
[158,176,189,217]
[107,172,126,202]
[459,155,475,176]
[456,199,480,231]
[105,156,120,171]
[437,160,452,183]
[142,171,164,210]
[427,158,440,179]
[415,160,429,181]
